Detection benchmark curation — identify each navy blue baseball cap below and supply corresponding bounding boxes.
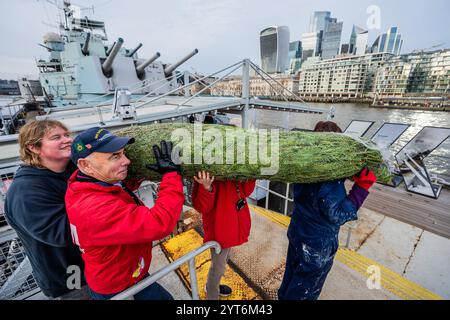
[71,127,135,164]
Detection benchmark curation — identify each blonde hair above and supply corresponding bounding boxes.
[19,120,69,167]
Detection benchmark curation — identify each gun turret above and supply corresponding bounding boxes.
[38,43,54,51]
[135,52,160,77]
[127,43,143,57]
[164,49,198,77]
[102,37,124,77]
[82,32,91,55]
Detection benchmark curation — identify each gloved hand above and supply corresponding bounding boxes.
[352,167,376,191]
[146,140,181,175]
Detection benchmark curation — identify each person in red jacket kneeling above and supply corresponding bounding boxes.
[65,127,185,300]
[192,171,256,300]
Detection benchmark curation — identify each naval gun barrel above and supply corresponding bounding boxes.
[102,37,124,76]
[135,52,160,76]
[164,49,198,77]
[127,43,143,57]
[106,41,116,56]
[82,32,91,55]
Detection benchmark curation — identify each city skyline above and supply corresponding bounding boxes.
[0,0,449,79]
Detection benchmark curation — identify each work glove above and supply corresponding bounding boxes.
[146,140,181,175]
[352,167,376,191]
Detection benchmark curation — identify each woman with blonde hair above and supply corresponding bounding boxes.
[5,120,85,299]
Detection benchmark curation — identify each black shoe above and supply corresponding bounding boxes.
[204,284,232,297]
[218,285,232,297]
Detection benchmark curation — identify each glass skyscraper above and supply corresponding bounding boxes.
[303,11,343,60]
[301,31,321,61]
[309,11,331,33]
[349,25,368,55]
[260,26,290,73]
[385,27,398,53]
[288,41,302,74]
[321,20,343,59]
[371,27,403,55]
[379,34,387,53]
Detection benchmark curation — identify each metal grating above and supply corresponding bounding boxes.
[0,165,41,300]
[0,237,40,300]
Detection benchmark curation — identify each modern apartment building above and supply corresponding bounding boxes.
[374,49,450,96]
[298,52,393,98]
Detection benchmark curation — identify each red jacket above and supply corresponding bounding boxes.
[65,170,184,294]
[192,180,256,249]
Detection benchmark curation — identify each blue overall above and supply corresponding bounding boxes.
[278,179,359,300]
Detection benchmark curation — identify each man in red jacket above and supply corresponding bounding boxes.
[65,127,184,300]
[192,171,256,300]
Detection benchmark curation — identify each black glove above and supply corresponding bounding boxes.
[146,140,181,175]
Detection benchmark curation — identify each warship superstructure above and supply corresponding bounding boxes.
[36,2,199,105]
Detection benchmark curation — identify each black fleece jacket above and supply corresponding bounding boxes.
[4,163,84,298]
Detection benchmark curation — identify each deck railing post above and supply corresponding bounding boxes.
[188,258,199,300]
[241,59,250,129]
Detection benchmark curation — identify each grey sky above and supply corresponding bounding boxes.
[0,0,449,79]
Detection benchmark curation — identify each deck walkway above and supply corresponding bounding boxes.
[358,182,450,239]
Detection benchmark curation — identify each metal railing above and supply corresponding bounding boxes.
[1,165,42,300]
[255,180,293,216]
[111,241,221,300]
[134,60,244,110]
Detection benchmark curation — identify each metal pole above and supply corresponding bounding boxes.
[265,181,270,209]
[184,71,191,97]
[284,183,290,216]
[241,59,250,129]
[96,106,105,125]
[346,227,352,248]
[111,241,221,300]
[179,63,243,107]
[189,259,199,300]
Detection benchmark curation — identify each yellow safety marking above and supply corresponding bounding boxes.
[250,204,290,228]
[161,228,260,300]
[249,204,444,300]
[336,248,443,300]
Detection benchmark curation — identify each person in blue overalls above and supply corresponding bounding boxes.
[278,121,377,300]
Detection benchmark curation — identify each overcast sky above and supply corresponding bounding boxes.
[0,0,449,79]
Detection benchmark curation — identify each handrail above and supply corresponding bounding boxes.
[90,72,181,108]
[178,62,243,107]
[110,241,221,300]
[133,72,185,105]
[134,60,244,110]
[250,62,315,108]
[250,66,292,104]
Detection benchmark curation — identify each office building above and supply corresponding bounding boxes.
[260,26,290,73]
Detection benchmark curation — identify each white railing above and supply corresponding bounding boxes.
[111,241,221,300]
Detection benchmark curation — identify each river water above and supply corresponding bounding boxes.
[244,102,450,181]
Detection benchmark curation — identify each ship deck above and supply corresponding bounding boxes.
[357,182,450,239]
[157,203,448,300]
